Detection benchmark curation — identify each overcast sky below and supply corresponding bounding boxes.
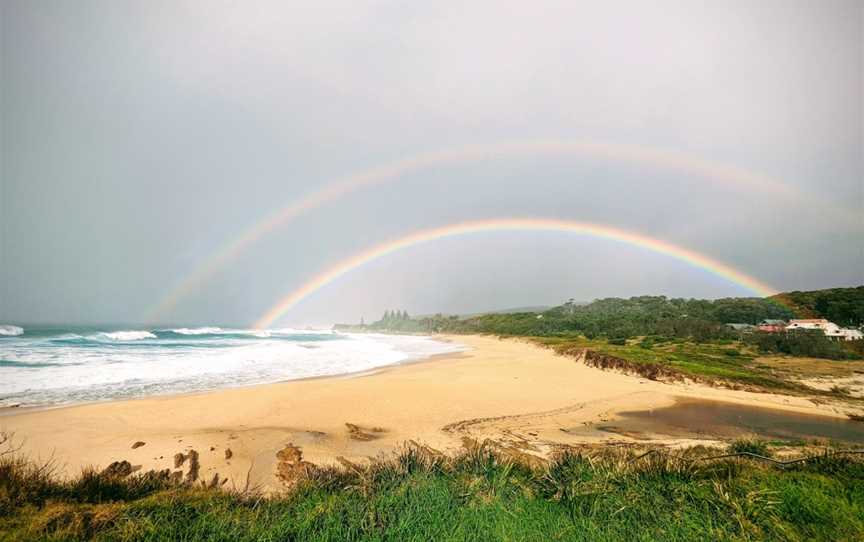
[1,0,862,327]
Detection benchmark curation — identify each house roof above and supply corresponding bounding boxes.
[760,319,786,325]
[788,319,830,324]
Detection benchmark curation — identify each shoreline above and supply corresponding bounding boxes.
[1,335,859,491]
[0,347,471,417]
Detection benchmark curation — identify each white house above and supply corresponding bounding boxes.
[786,319,863,341]
[838,328,864,341]
[786,319,839,333]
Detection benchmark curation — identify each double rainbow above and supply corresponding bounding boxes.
[253,218,778,329]
[146,139,820,323]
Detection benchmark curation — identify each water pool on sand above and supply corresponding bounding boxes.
[582,398,864,444]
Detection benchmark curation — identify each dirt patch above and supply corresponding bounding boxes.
[184,450,200,483]
[173,453,186,468]
[171,450,200,482]
[275,443,315,485]
[100,461,136,478]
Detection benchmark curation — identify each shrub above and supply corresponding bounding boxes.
[747,329,851,360]
[729,438,772,457]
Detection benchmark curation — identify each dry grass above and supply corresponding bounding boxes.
[754,356,864,379]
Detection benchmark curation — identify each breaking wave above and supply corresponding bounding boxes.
[0,325,24,337]
[99,330,157,341]
[0,326,466,407]
[169,327,224,335]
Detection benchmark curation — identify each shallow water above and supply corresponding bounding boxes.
[0,325,464,408]
[591,398,864,444]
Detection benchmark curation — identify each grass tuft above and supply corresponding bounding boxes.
[729,438,773,457]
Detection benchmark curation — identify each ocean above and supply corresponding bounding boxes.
[0,325,464,408]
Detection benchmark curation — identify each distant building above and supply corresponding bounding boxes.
[726,323,756,332]
[757,319,787,333]
[785,319,863,341]
[786,318,839,333]
[837,328,864,341]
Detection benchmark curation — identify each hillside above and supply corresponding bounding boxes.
[771,286,864,327]
[336,287,864,363]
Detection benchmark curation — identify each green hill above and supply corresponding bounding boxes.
[771,286,864,327]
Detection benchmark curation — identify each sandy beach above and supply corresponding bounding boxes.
[1,335,857,491]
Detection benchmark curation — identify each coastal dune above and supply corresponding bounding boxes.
[0,335,850,491]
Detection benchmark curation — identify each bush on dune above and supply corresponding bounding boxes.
[729,438,772,458]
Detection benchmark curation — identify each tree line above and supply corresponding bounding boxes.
[335,289,863,359]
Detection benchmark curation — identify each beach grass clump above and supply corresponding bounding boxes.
[729,438,773,458]
[2,442,864,541]
[0,454,177,517]
[0,455,63,516]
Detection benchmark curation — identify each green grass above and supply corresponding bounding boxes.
[729,438,772,457]
[530,336,831,393]
[2,444,863,541]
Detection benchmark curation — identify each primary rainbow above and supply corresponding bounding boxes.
[146,139,818,323]
[253,218,779,329]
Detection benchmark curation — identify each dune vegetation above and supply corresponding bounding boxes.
[529,335,862,396]
[337,289,864,397]
[340,290,864,361]
[2,439,863,542]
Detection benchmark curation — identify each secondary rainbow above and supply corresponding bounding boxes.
[254,218,779,329]
[146,139,823,323]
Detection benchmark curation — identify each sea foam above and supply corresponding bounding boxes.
[99,330,157,341]
[0,325,24,336]
[170,327,225,335]
[0,327,465,407]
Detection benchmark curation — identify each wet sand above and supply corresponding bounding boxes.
[1,335,859,491]
[566,397,864,443]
